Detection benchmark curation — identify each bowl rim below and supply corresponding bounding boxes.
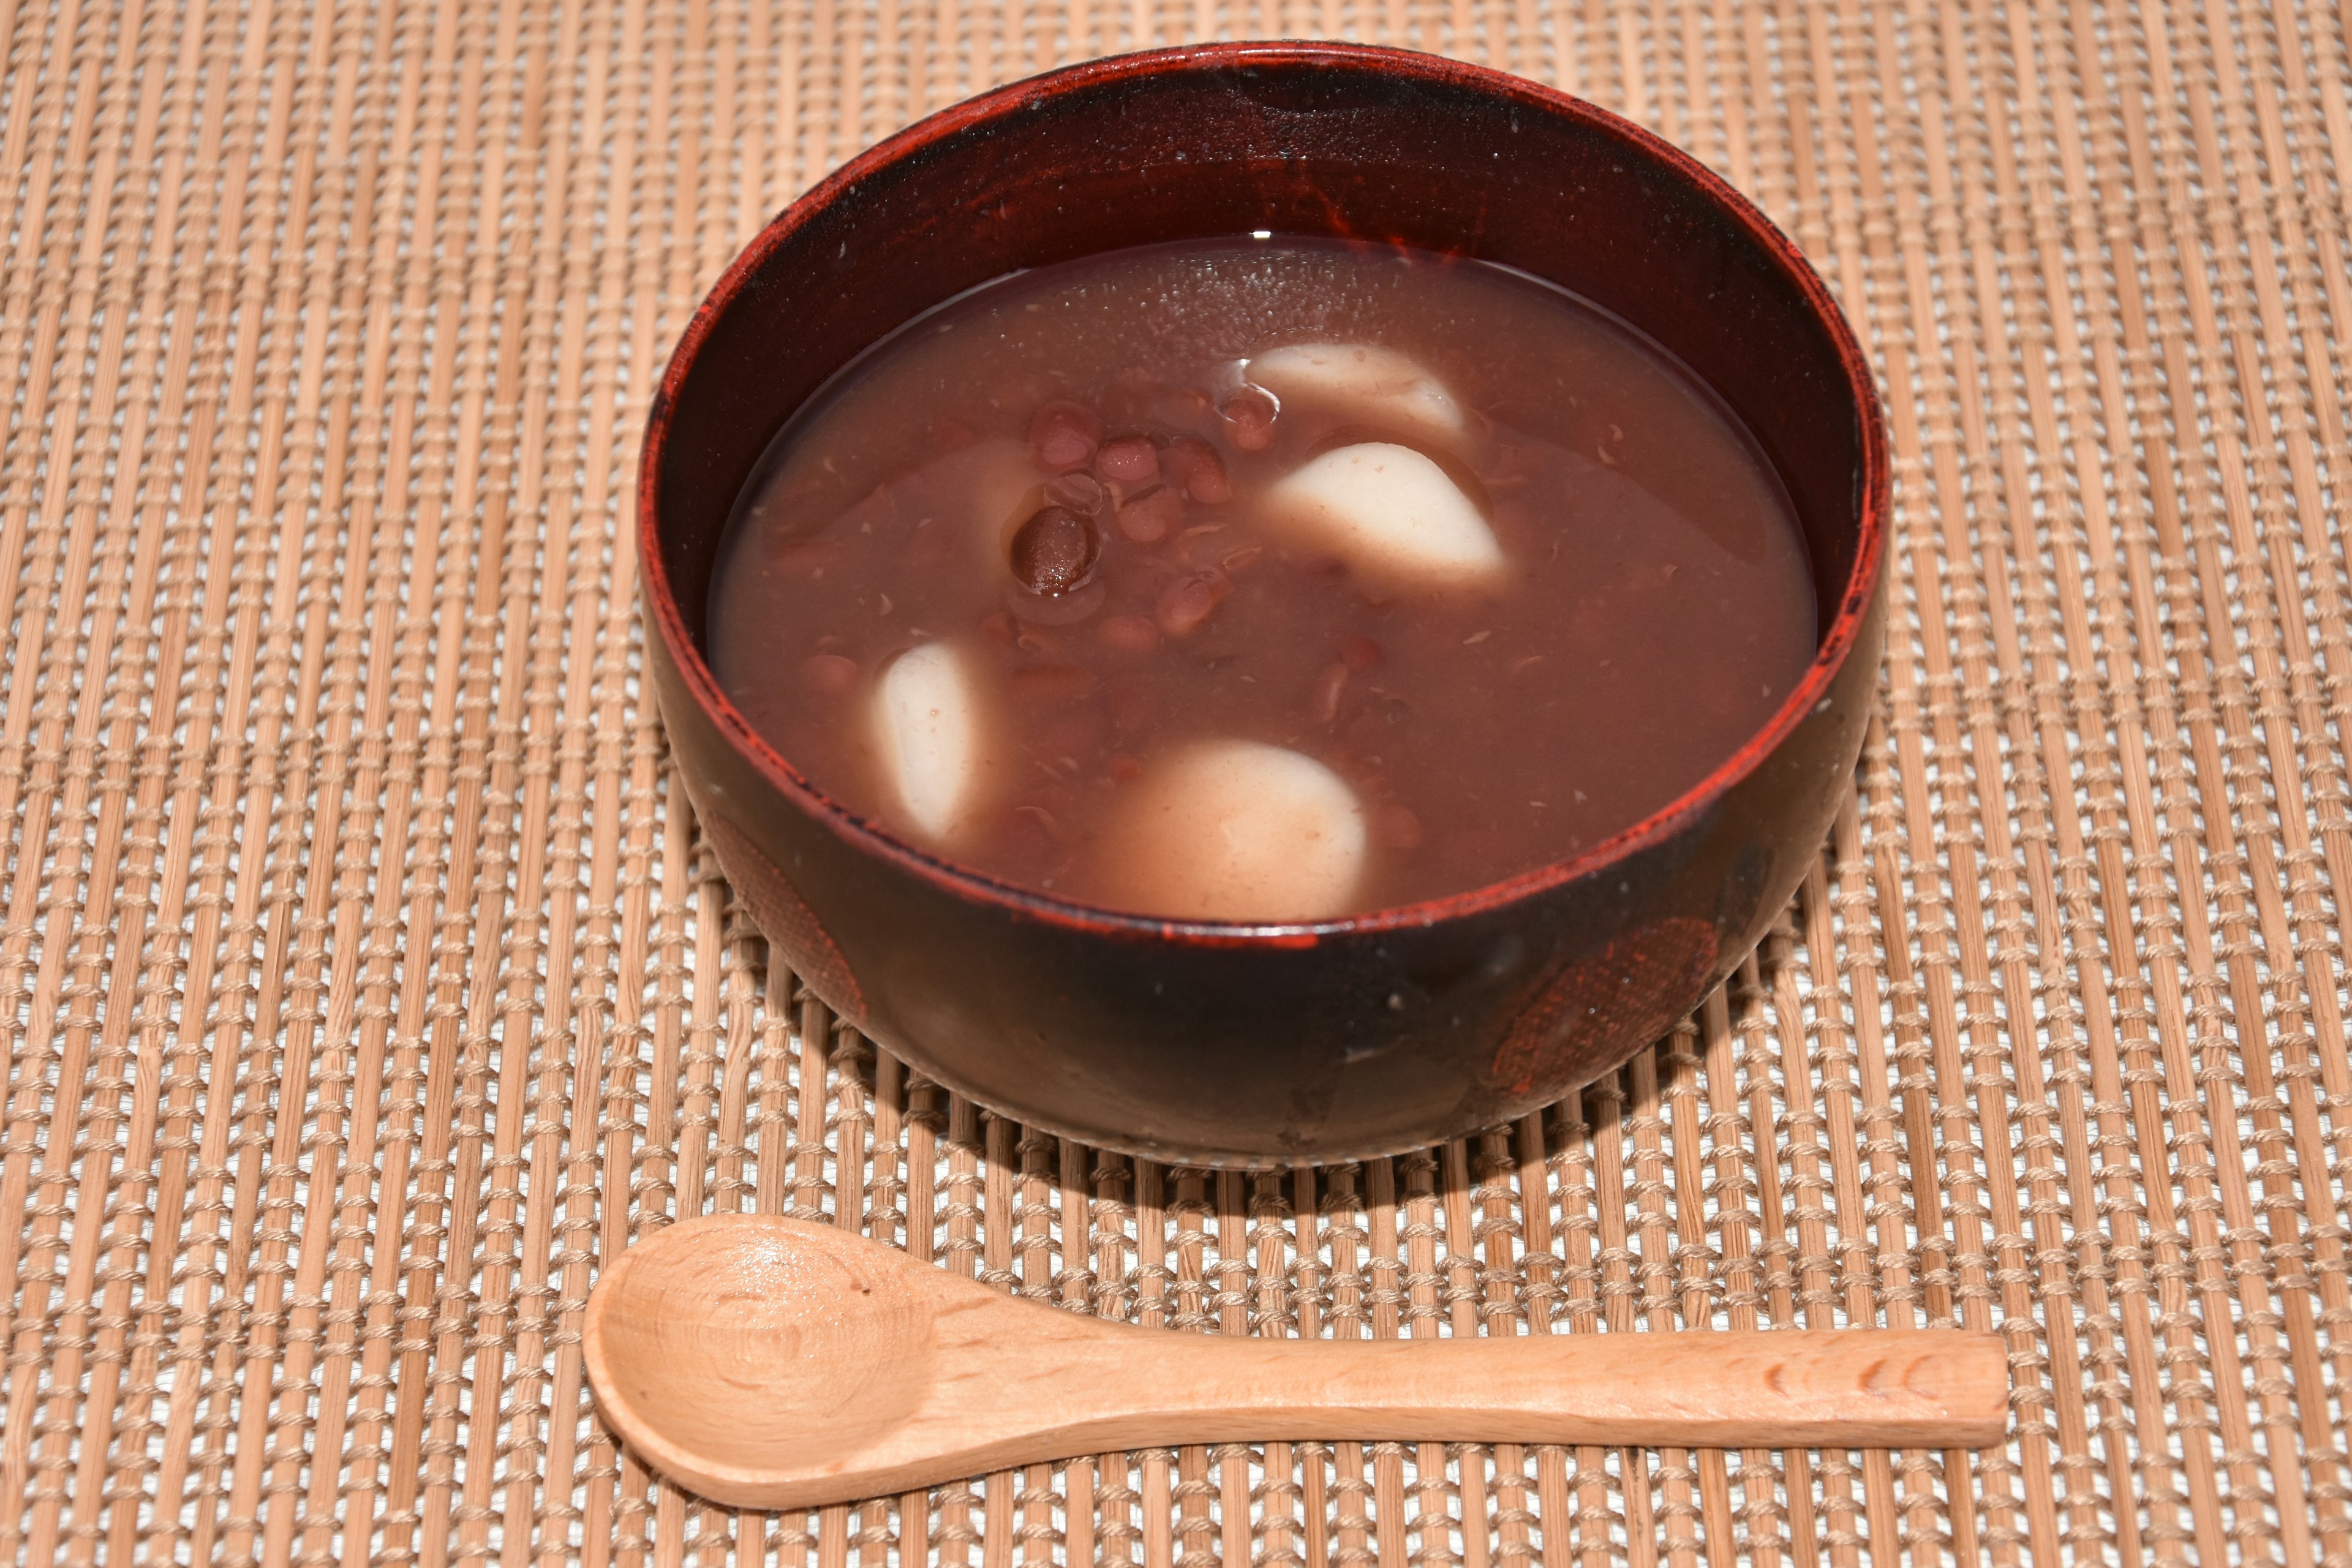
[638,39,1890,943]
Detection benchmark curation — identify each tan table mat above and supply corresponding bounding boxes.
[5,0,2350,1561]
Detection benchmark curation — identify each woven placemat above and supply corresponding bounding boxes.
[5,0,2348,1561]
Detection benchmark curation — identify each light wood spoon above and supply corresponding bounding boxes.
[584,1213,2008,1509]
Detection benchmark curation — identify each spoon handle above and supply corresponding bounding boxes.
[1039,1325,2008,1452]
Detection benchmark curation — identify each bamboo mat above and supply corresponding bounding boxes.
[4,0,2350,1561]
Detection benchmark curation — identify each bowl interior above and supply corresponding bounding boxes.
[647,45,1874,685]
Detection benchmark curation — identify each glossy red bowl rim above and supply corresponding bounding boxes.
[639,39,1890,942]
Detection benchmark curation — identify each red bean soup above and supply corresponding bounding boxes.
[708,238,1816,922]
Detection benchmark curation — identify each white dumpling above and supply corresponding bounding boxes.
[1248,342,1470,450]
[1099,740,1366,921]
[1259,442,1507,590]
[870,640,994,844]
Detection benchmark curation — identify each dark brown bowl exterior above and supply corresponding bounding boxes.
[639,42,1888,1165]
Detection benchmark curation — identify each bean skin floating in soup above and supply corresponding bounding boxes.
[708,238,1817,922]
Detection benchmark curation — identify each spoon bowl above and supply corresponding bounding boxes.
[589,1215,938,1486]
[585,1215,2008,1509]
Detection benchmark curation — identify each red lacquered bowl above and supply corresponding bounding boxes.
[640,42,1888,1165]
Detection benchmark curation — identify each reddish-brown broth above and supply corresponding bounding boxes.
[710,238,1815,916]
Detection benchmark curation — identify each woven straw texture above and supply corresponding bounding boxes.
[6,0,2351,1562]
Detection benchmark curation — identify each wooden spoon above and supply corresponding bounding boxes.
[584,1213,2008,1509]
